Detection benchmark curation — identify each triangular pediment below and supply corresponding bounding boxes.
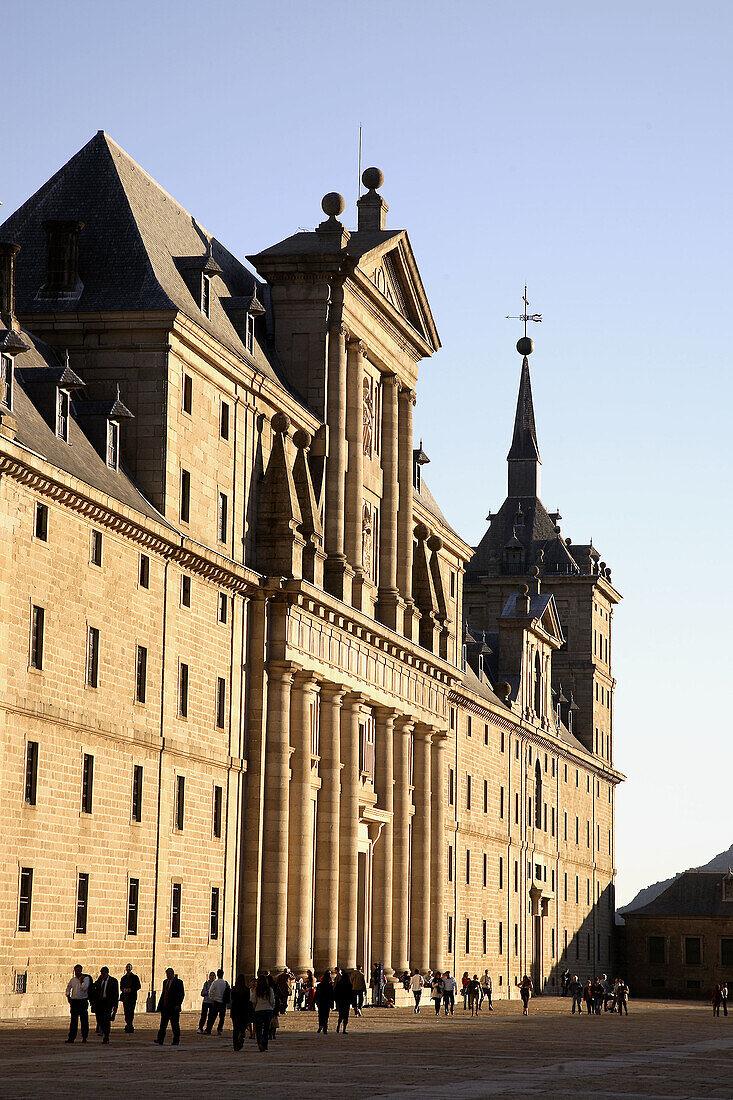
[353,232,439,350]
[539,595,565,647]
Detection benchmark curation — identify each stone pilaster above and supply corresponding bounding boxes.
[345,338,366,609]
[313,683,345,974]
[324,322,354,603]
[391,715,413,976]
[287,671,320,974]
[429,731,448,972]
[372,706,396,977]
[338,692,364,969]
[376,374,402,631]
[397,385,416,639]
[410,724,432,973]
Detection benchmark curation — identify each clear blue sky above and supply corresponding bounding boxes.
[4,0,732,905]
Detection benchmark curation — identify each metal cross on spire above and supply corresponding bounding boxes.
[506,285,542,339]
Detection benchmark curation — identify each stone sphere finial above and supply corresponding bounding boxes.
[516,335,534,356]
[321,192,345,218]
[362,167,384,191]
[271,412,290,434]
[292,428,312,450]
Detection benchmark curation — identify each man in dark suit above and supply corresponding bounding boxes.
[120,963,142,1033]
[92,967,119,1044]
[155,968,185,1045]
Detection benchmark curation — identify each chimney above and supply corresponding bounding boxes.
[0,242,21,325]
[357,168,388,231]
[42,220,84,295]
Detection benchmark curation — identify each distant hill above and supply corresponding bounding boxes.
[617,842,733,920]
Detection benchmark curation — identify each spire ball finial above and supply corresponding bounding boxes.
[321,192,345,218]
[516,336,534,356]
[362,166,384,191]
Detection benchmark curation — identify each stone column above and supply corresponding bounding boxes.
[410,724,432,972]
[429,731,448,971]
[260,659,297,971]
[391,716,413,976]
[372,707,396,976]
[338,693,364,969]
[313,683,344,975]
[287,671,319,974]
[345,338,365,608]
[377,374,401,630]
[397,386,416,639]
[324,322,353,602]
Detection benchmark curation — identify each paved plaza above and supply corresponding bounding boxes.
[1,998,730,1099]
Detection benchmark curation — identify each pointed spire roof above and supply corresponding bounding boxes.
[507,356,540,464]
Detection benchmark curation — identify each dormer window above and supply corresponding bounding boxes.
[106,420,120,470]
[0,354,13,410]
[245,311,255,354]
[56,389,70,442]
[201,274,211,319]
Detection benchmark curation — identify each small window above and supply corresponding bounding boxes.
[448,843,453,882]
[76,872,89,934]
[216,677,226,729]
[499,786,504,818]
[135,645,147,704]
[131,764,143,823]
[483,919,487,954]
[179,662,189,718]
[175,775,185,831]
[86,626,100,687]
[220,401,230,441]
[18,868,33,932]
[24,741,39,805]
[245,312,255,354]
[684,936,702,966]
[201,275,211,319]
[139,554,150,589]
[15,972,27,995]
[127,878,139,936]
[499,857,503,889]
[500,730,505,753]
[514,861,518,892]
[465,849,471,884]
[448,768,454,806]
[721,938,733,967]
[484,723,489,746]
[34,502,48,541]
[56,389,70,441]
[180,469,191,524]
[0,353,14,410]
[465,917,470,954]
[447,915,453,954]
[213,785,223,839]
[171,882,181,938]
[650,978,665,989]
[218,592,228,624]
[482,852,487,887]
[686,979,701,990]
[449,570,456,599]
[30,605,44,669]
[90,530,103,567]
[514,792,519,824]
[483,779,488,813]
[467,715,472,738]
[210,886,220,940]
[182,372,193,413]
[466,774,471,810]
[106,420,119,469]
[81,753,94,814]
[498,921,503,955]
[218,491,228,543]
[181,575,191,608]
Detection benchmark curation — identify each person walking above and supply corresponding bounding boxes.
[461,971,470,1011]
[315,970,334,1034]
[721,981,729,1017]
[616,979,629,1016]
[334,969,353,1033]
[431,971,443,1015]
[92,967,119,1044]
[520,974,533,1016]
[583,979,594,1015]
[120,964,141,1033]
[155,968,185,1045]
[252,971,275,1051]
[442,970,457,1015]
[198,972,215,1033]
[204,969,230,1035]
[276,968,293,1013]
[230,975,251,1050]
[713,985,722,1017]
[468,975,481,1016]
[561,967,571,996]
[64,965,92,1044]
[570,975,583,1015]
[480,971,493,1011]
[592,976,604,1015]
[351,964,367,1016]
[409,969,424,1013]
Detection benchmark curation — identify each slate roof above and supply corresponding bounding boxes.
[414,477,461,540]
[0,131,289,391]
[250,227,404,261]
[624,872,733,919]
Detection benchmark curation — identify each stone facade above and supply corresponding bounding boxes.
[0,133,622,1017]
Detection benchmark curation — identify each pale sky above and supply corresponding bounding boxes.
[4,0,731,906]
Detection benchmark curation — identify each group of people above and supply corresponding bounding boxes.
[712,983,729,1016]
[65,963,144,1044]
[396,969,494,1016]
[560,969,629,1015]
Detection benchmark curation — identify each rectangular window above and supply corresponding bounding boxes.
[139,553,150,588]
[500,730,505,753]
[449,768,454,806]
[514,860,518,892]
[81,753,94,814]
[213,785,223,839]
[106,420,119,470]
[127,878,139,936]
[466,774,471,810]
[587,820,591,848]
[218,592,228,624]
[181,574,191,607]
[216,677,226,729]
[448,844,453,882]
[684,936,702,966]
[483,779,488,813]
[575,816,579,844]
[179,662,189,718]
[484,723,489,745]
[465,917,470,954]
[135,645,147,704]
[24,741,39,805]
[246,311,255,354]
[218,491,228,543]
[648,936,665,965]
[34,502,48,541]
[0,352,14,410]
[182,372,193,413]
[551,807,555,836]
[30,605,44,669]
[552,928,556,958]
[76,873,89,934]
[499,857,503,889]
[56,388,70,441]
[514,924,518,956]
[171,882,181,938]
[90,530,103,566]
[465,849,471,884]
[721,938,733,967]
[483,852,487,888]
[483,920,487,954]
[210,886,220,940]
[466,715,472,738]
[498,921,503,955]
[515,792,519,824]
[564,812,568,841]
[132,764,143,822]
[564,873,568,902]
[18,868,33,931]
[564,929,568,957]
[180,469,191,524]
[175,775,185,831]
[575,876,579,904]
[499,786,505,819]
[201,275,211,319]
[220,400,230,440]
[86,626,100,687]
[447,914,453,954]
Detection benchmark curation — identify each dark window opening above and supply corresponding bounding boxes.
[76,873,89,934]
[18,868,33,932]
[24,741,38,805]
[127,878,139,936]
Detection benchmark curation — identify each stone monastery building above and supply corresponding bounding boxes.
[0,133,623,1016]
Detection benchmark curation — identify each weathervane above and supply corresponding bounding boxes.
[506,285,542,355]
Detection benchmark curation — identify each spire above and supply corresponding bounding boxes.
[507,353,541,497]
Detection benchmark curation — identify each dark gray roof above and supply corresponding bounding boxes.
[414,477,461,540]
[624,872,733,919]
[500,591,553,619]
[507,356,540,463]
[0,131,291,392]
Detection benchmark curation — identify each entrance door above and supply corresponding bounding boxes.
[532,914,543,992]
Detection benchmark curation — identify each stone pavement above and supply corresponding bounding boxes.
[1,998,731,1100]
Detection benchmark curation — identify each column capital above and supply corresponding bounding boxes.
[319,681,347,705]
[394,714,415,736]
[265,658,302,683]
[384,372,400,391]
[292,669,321,692]
[374,704,399,724]
[347,336,368,357]
[431,728,450,745]
[399,385,417,406]
[342,690,369,711]
[412,722,434,743]
[329,321,350,340]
